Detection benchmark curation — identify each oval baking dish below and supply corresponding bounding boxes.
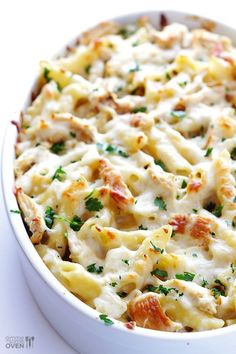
[2,10,236,354]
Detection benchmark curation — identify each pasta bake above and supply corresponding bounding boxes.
[14,15,236,332]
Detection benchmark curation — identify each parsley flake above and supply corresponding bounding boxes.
[85,197,103,212]
[50,141,66,155]
[154,159,167,171]
[43,67,51,82]
[132,106,147,113]
[175,272,195,282]
[99,314,114,326]
[151,268,168,278]
[52,166,66,181]
[205,147,213,157]
[44,206,55,229]
[138,224,148,230]
[181,180,187,188]
[154,196,167,211]
[10,209,21,214]
[122,259,129,265]
[70,215,84,231]
[87,263,103,274]
[150,241,164,253]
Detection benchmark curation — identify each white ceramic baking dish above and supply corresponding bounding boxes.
[2,10,236,354]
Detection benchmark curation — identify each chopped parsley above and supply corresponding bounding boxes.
[87,263,103,274]
[178,81,187,88]
[165,72,171,80]
[231,263,236,273]
[170,110,186,120]
[132,106,147,113]
[211,287,225,298]
[117,291,127,298]
[43,67,51,82]
[205,147,213,157]
[129,62,140,73]
[192,253,198,257]
[105,144,117,153]
[175,272,195,282]
[52,166,66,181]
[69,215,84,231]
[154,159,167,171]
[233,196,236,203]
[151,268,168,278]
[85,64,91,74]
[201,279,208,288]
[192,209,198,213]
[70,131,76,138]
[150,241,164,253]
[110,282,117,287]
[44,206,55,229]
[146,284,178,296]
[118,27,136,39]
[10,209,21,214]
[97,143,129,158]
[212,205,224,217]
[205,202,224,218]
[181,180,187,188]
[230,147,236,160]
[138,224,148,230]
[99,314,114,326]
[50,141,66,155]
[85,197,103,212]
[154,196,167,211]
[122,259,129,265]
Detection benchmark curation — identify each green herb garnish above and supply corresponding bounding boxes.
[52,166,66,181]
[230,147,236,160]
[154,159,167,171]
[122,259,129,265]
[99,314,114,326]
[154,196,167,210]
[151,268,168,278]
[85,197,103,212]
[117,291,127,298]
[87,263,103,274]
[201,279,208,288]
[138,224,148,230]
[43,67,51,82]
[85,64,91,74]
[150,241,164,253]
[70,215,84,231]
[181,180,187,188]
[132,106,147,113]
[205,147,213,157]
[110,282,117,287]
[10,209,21,214]
[175,272,195,282]
[50,142,65,155]
[44,206,55,229]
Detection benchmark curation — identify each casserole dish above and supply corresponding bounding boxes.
[2,10,236,354]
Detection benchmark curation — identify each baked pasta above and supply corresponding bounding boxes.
[13,14,236,332]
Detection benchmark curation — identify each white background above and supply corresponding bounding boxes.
[0,1,235,353]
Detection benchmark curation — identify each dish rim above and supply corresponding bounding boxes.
[2,8,236,340]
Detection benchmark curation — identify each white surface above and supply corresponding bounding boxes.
[0,1,236,353]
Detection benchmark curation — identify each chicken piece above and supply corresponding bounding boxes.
[16,188,46,244]
[128,293,181,331]
[98,158,134,208]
